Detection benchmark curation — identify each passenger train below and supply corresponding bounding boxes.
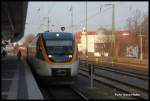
[26,32,79,84]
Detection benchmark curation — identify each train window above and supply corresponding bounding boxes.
[42,32,73,40]
[45,40,72,46]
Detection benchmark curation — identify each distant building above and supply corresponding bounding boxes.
[75,28,111,57]
[75,29,148,59]
[75,31,96,56]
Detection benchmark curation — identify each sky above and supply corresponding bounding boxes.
[20,1,148,43]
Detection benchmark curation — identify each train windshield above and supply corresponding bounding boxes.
[42,32,74,56]
[45,40,73,55]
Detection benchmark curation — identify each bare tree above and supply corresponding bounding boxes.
[126,9,149,59]
[141,13,148,35]
[141,13,149,59]
[126,9,147,35]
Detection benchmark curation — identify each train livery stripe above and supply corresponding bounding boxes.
[40,37,53,64]
[40,36,78,65]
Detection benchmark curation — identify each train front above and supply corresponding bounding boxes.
[37,32,79,84]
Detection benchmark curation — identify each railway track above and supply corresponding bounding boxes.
[40,85,88,100]
[80,63,148,80]
[28,60,88,100]
[79,67,148,91]
[80,60,148,77]
[80,63,149,91]
[79,68,149,100]
[79,63,149,92]
[95,65,148,80]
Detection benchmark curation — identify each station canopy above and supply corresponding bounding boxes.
[1,1,28,43]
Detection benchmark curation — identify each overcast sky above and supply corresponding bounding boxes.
[20,1,148,43]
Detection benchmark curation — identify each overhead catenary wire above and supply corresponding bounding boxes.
[48,2,56,17]
[77,3,122,27]
[77,6,112,27]
[37,2,56,32]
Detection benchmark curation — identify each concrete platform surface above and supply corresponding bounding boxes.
[1,56,44,100]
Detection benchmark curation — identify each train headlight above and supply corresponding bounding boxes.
[68,55,72,58]
[48,54,53,58]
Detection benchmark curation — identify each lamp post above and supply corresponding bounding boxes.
[70,5,73,33]
[104,4,116,67]
[138,25,144,63]
[85,1,88,59]
[139,35,144,61]
[43,17,50,32]
[37,8,41,33]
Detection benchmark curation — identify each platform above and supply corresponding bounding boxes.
[1,56,43,100]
